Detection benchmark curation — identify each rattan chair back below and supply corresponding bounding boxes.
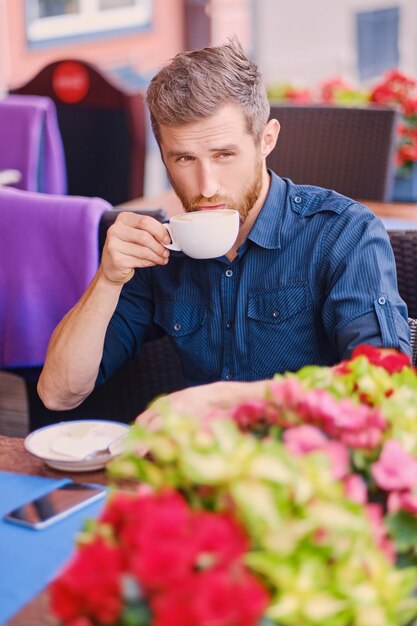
[267,104,398,201]
[387,229,417,365]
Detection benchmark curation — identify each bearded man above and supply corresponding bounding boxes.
[38,40,410,412]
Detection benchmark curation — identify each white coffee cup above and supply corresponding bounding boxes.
[163,209,240,259]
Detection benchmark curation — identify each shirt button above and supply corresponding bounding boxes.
[294,196,302,204]
[226,321,232,329]
[272,310,279,318]
[173,322,181,331]
[378,296,386,305]
[225,269,233,277]
[225,373,233,380]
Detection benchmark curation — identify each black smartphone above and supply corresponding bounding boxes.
[3,481,106,530]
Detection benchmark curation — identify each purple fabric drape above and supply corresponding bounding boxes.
[0,94,67,194]
[0,187,111,367]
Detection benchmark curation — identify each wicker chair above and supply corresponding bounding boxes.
[267,104,398,201]
[387,229,417,366]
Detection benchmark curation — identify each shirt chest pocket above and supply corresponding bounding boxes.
[154,301,207,337]
[247,284,309,324]
[154,301,212,377]
[247,284,311,377]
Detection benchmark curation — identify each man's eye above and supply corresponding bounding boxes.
[217,152,234,159]
[176,155,193,163]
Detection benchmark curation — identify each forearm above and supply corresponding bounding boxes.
[38,267,124,410]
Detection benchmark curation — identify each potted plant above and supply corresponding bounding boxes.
[370,70,417,202]
[50,345,417,626]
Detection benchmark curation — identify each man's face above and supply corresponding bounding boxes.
[159,104,264,223]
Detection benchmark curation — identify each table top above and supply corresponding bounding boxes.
[0,435,109,626]
[118,188,417,222]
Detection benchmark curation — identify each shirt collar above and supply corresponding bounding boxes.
[247,170,287,250]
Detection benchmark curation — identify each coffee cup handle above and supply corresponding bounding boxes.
[162,223,181,251]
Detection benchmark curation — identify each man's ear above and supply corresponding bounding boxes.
[260,119,280,158]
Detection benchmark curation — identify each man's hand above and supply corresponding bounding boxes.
[101,212,172,284]
[136,380,269,429]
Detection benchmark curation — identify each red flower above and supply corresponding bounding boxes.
[119,490,196,590]
[397,142,417,166]
[351,344,411,373]
[231,398,276,430]
[319,77,353,103]
[130,498,250,592]
[284,86,312,103]
[151,567,269,626]
[192,511,249,569]
[403,98,417,117]
[50,538,123,625]
[99,489,143,533]
[368,69,417,168]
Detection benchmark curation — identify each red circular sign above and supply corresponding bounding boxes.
[52,61,90,104]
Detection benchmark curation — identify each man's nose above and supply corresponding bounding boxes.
[197,163,220,199]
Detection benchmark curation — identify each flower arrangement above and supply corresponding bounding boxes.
[369,70,417,174]
[50,345,417,626]
[268,69,417,175]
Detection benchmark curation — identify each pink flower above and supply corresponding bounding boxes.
[267,379,386,450]
[297,391,385,450]
[344,474,368,504]
[322,441,350,480]
[297,390,357,430]
[366,503,395,563]
[372,440,417,491]
[283,425,328,454]
[338,408,385,450]
[283,426,350,479]
[388,490,417,515]
[268,378,305,408]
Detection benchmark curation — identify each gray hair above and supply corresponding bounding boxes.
[146,39,270,145]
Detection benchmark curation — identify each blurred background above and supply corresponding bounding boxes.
[2,1,417,96]
[1,0,417,195]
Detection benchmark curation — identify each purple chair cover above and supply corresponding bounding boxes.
[0,187,111,368]
[0,94,67,194]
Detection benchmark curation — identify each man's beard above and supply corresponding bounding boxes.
[167,160,263,224]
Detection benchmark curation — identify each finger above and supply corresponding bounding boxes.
[107,222,171,263]
[108,220,169,254]
[116,212,171,245]
[135,408,161,430]
[107,242,170,268]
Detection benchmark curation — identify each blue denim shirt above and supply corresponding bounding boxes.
[98,173,411,386]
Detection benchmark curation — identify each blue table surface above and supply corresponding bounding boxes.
[0,471,106,625]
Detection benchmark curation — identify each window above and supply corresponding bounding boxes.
[356,7,400,81]
[25,0,152,45]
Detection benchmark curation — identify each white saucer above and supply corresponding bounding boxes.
[24,420,130,472]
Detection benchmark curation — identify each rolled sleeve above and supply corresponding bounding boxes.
[322,207,411,358]
[336,309,411,359]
